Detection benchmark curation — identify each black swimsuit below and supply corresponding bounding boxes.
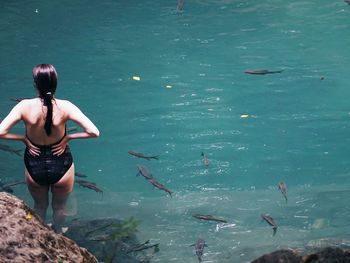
[24,135,73,186]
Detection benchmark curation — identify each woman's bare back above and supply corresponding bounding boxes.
[22,98,70,145]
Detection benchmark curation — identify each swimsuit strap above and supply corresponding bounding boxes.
[26,124,67,148]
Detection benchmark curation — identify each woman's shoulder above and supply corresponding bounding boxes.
[17,98,39,108]
[55,99,79,110]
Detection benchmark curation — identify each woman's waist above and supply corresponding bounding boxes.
[26,135,66,149]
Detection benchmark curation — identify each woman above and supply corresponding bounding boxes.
[0,64,100,232]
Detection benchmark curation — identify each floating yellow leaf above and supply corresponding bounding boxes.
[132,76,140,81]
[25,213,33,220]
[240,114,249,118]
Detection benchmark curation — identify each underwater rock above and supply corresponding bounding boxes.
[65,217,158,263]
[0,192,97,263]
[305,238,350,251]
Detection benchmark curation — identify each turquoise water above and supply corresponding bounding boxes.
[1,0,350,262]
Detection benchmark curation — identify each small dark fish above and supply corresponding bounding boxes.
[75,172,87,178]
[87,233,112,241]
[1,180,25,188]
[0,185,14,193]
[66,126,78,133]
[201,152,209,167]
[128,150,159,161]
[0,144,22,156]
[193,214,227,223]
[127,240,160,253]
[148,178,172,197]
[10,97,30,102]
[177,0,184,12]
[76,180,102,193]
[261,214,278,236]
[84,222,114,238]
[137,165,153,180]
[190,239,207,263]
[245,69,284,75]
[345,0,350,5]
[76,179,96,185]
[278,181,288,202]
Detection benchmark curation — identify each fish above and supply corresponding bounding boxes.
[136,165,154,180]
[0,183,14,193]
[201,152,209,167]
[278,181,288,202]
[75,172,87,178]
[128,150,159,161]
[261,214,278,236]
[148,178,173,197]
[76,180,102,193]
[1,180,25,188]
[10,97,30,102]
[190,239,207,263]
[127,240,160,253]
[76,179,96,185]
[345,0,350,5]
[87,233,112,241]
[244,69,284,75]
[177,0,184,12]
[0,144,22,156]
[66,126,78,133]
[192,214,227,223]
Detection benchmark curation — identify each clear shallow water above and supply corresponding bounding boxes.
[1,0,350,262]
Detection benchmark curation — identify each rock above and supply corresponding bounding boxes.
[252,247,350,263]
[0,192,97,263]
[302,247,350,262]
[251,249,302,263]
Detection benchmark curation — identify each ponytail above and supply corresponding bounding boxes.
[43,92,53,135]
[32,64,58,136]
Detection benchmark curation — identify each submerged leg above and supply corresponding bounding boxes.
[25,168,49,221]
[51,163,75,233]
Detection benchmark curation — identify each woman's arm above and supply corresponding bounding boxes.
[0,102,25,141]
[52,101,100,156]
[65,101,100,139]
[0,101,40,156]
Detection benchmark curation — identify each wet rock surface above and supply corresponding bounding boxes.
[0,192,97,263]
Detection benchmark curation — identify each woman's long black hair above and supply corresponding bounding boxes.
[32,64,58,136]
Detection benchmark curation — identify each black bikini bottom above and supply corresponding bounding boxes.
[24,138,73,186]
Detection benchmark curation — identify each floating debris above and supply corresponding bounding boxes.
[132,76,141,81]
